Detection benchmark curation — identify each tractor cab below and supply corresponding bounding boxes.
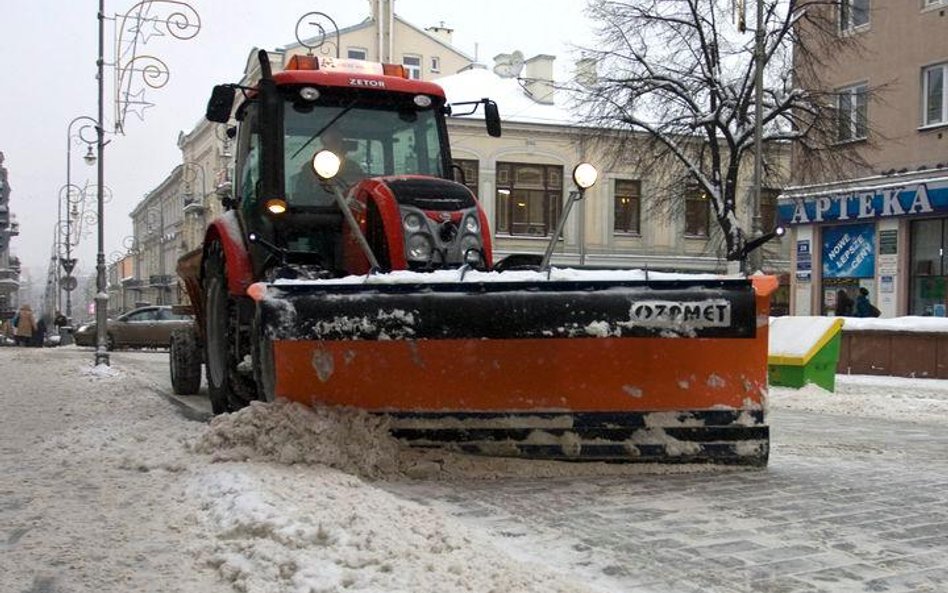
[207,54,500,279]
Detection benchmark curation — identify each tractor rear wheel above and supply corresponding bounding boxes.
[170,327,202,395]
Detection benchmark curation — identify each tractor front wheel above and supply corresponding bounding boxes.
[203,242,240,414]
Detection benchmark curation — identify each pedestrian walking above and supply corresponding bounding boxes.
[31,317,47,347]
[855,287,881,317]
[13,304,36,347]
[835,289,854,317]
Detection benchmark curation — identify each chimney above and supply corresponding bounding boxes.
[425,22,454,45]
[575,57,597,88]
[523,54,556,105]
[367,0,394,62]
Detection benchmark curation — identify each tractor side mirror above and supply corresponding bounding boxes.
[206,85,236,123]
[484,100,502,138]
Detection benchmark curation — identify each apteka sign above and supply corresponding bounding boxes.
[778,178,948,225]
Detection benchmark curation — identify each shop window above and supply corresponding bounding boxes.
[684,186,710,238]
[839,0,869,32]
[403,55,422,79]
[495,162,563,237]
[453,159,479,194]
[347,47,367,60]
[923,63,947,127]
[614,179,641,235]
[910,218,948,315]
[837,83,868,142]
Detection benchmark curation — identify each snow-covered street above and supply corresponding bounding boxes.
[2,347,947,593]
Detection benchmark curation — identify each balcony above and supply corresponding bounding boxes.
[148,274,175,286]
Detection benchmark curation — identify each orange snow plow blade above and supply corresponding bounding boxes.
[254,273,777,465]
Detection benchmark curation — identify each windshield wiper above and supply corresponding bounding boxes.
[292,100,358,159]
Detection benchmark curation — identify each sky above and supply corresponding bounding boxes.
[0,0,594,292]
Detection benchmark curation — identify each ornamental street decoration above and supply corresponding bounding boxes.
[113,1,201,134]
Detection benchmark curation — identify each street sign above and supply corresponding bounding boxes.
[60,258,77,274]
[60,275,78,291]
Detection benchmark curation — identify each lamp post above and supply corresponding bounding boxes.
[542,163,599,269]
[180,161,208,205]
[748,0,765,274]
[94,0,109,366]
[143,206,167,304]
[61,116,97,320]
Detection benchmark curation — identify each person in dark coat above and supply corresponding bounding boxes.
[31,317,47,347]
[835,290,854,317]
[854,287,879,317]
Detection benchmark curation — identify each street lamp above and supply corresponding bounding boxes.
[541,163,599,270]
[61,115,97,320]
[179,161,208,206]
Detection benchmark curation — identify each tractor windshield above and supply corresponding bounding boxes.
[284,93,447,207]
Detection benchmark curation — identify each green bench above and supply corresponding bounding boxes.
[768,317,844,392]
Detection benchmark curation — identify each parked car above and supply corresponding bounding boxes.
[74,306,193,350]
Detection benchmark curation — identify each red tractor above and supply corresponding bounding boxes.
[172,50,777,465]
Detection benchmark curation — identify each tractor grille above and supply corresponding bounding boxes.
[384,178,476,211]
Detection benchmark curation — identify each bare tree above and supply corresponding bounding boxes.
[573,0,875,261]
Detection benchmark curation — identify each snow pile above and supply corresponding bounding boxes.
[79,362,125,379]
[841,315,948,332]
[192,400,399,478]
[191,399,743,481]
[770,374,948,425]
[275,266,738,286]
[189,466,599,593]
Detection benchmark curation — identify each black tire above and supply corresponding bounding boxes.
[170,327,202,395]
[203,241,256,415]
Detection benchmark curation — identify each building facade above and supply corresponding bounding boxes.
[779,0,948,316]
[0,152,20,319]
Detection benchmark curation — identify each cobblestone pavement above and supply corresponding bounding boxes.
[383,410,948,593]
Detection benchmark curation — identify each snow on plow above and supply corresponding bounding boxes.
[251,271,776,466]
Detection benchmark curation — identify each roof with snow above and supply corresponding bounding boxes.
[435,68,579,127]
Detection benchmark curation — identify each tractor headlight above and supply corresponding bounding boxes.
[463,215,480,235]
[459,233,481,253]
[299,86,320,101]
[312,150,341,180]
[406,234,433,261]
[403,213,425,233]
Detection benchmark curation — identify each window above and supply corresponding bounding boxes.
[430,56,441,73]
[403,55,422,79]
[453,159,479,194]
[614,179,641,234]
[923,63,947,127]
[495,162,564,236]
[347,47,367,60]
[759,188,781,233]
[684,186,710,238]
[837,83,868,142]
[840,0,869,31]
[910,218,948,314]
